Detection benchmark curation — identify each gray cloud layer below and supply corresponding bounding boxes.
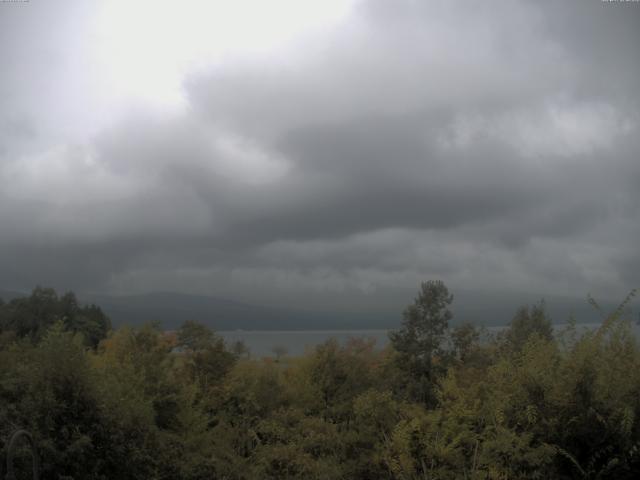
[1,0,639,309]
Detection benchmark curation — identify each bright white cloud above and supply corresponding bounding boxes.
[94,0,355,109]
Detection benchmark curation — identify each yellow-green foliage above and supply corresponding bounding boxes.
[0,287,639,479]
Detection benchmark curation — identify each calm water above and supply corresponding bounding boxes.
[220,322,640,358]
[219,329,390,357]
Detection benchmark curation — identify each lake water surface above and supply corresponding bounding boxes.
[220,322,640,358]
[219,329,390,357]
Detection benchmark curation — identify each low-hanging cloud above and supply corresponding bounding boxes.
[0,0,638,307]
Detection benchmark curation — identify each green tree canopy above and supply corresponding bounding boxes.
[0,287,111,347]
[503,301,553,352]
[389,280,453,405]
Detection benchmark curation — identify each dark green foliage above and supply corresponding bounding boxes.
[389,280,453,405]
[503,301,554,352]
[450,322,481,362]
[0,287,111,347]
[0,284,639,479]
[177,320,216,352]
[177,320,238,394]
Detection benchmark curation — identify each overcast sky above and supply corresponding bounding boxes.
[0,0,638,309]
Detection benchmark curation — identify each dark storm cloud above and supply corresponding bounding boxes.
[0,0,638,301]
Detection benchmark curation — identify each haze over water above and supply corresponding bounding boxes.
[219,322,640,357]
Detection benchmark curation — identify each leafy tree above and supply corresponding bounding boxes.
[1,285,639,479]
[389,280,453,405]
[0,287,60,340]
[66,303,111,348]
[0,288,110,347]
[176,320,237,393]
[503,302,553,352]
[95,322,219,479]
[450,322,481,362]
[177,320,215,352]
[307,338,377,423]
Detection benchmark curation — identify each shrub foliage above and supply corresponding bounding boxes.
[0,285,638,479]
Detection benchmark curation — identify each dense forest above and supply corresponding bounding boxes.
[0,282,639,479]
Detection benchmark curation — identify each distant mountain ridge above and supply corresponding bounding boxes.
[0,288,632,331]
[80,291,396,331]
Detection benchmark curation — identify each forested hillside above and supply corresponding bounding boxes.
[0,283,639,479]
